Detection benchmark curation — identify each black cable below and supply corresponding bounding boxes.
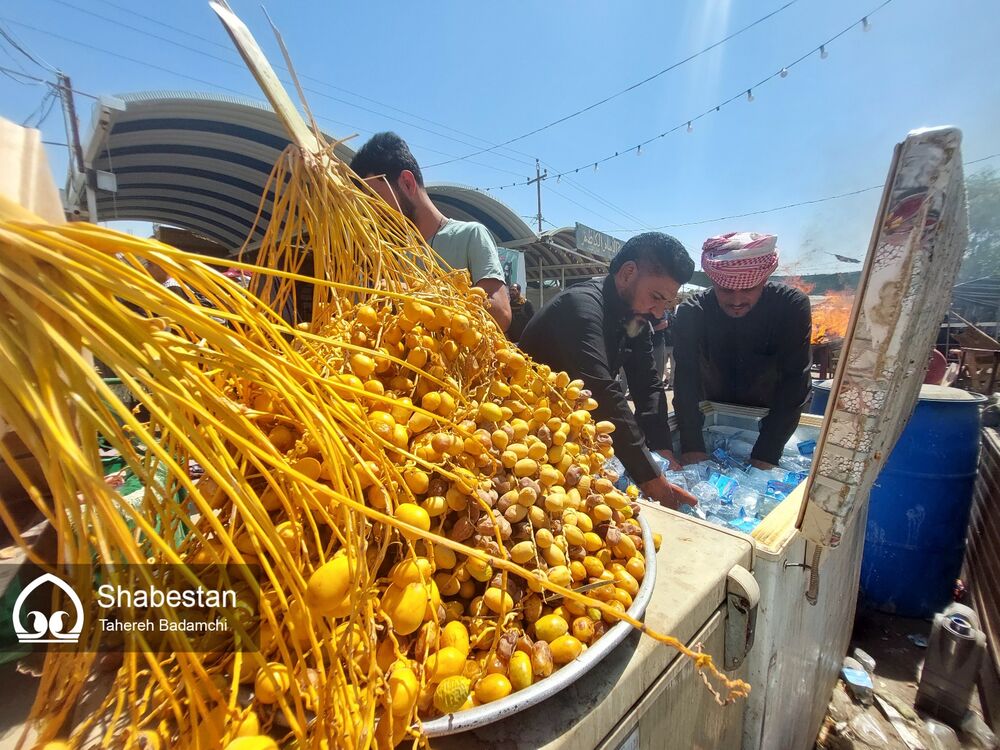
[0,22,57,72]
[22,86,57,127]
[86,0,538,161]
[0,16,532,180]
[37,0,537,170]
[595,153,1000,235]
[0,64,43,86]
[424,0,808,168]
[476,0,895,190]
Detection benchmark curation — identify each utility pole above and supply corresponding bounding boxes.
[57,73,85,176]
[526,159,547,233]
[56,72,96,221]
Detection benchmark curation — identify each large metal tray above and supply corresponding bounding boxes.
[421,515,657,737]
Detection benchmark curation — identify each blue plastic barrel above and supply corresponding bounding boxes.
[810,382,986,618]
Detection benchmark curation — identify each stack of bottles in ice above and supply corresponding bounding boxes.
[606,426,815,534]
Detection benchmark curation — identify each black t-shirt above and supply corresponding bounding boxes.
[672,283,812,464]
[518,276,671,483]
[506,297,536,342]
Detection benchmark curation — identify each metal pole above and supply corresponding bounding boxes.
[535,159,543,233]
[58,73,86,176]
[561,267,565,293]
[526,159,547,234]
[58,73,96,221]
[539,255,544,306]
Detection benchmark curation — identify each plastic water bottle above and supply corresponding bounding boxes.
[690,481,720,514]
[663,471,690,490]
[732,487,761,516]
[779,455,812,474]
[727,439,755,461]
[714,499,740,522]
[651,452,675,474]
[745,467,772,493]
[682,465,705,487]
[708,471,738,500]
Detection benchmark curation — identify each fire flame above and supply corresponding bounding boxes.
[784,276,855,344]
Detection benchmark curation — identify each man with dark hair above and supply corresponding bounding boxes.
[350,132,511,330]
[673,232,812,469]
[518,232,697,509]
[505,283,535,342]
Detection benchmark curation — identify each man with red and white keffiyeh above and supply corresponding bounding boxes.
[672,232,813,470]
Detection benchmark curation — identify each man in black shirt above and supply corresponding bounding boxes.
[519,233,696,509]
[673,232,812,469]
[506,283,535,342]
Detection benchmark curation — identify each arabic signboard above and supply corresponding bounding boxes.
[575,222,623,260]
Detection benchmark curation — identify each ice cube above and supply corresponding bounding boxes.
[691,480,719,500]
[682,466,706,486]
[663,471,690,490]
[714,500,740,521]
[732,487,761,516]
[690,481,720,511]
[745,467,773,493]
[757,495,782,518]
[727,439,755,460]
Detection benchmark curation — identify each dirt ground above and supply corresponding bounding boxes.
[816,610,997,750]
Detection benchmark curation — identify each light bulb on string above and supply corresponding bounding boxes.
[779,67,789,78]
[686,121,693,133]
[862,16,871,31]
[593,163,599,173]
[636,144,642,156]
[556,174,561,183]
[746,89,754,102]
[819,44,828,59]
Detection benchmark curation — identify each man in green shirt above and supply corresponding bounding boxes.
[350,132,512,331]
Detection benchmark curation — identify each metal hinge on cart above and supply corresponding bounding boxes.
[725,565,759,670]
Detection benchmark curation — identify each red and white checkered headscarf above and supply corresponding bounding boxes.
[701,232,779,290]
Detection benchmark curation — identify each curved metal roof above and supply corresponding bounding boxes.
[80,92,537,252]
[523,227,610,281]
[425,183,533,245]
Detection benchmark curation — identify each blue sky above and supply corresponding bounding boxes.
[2,0,998,273]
